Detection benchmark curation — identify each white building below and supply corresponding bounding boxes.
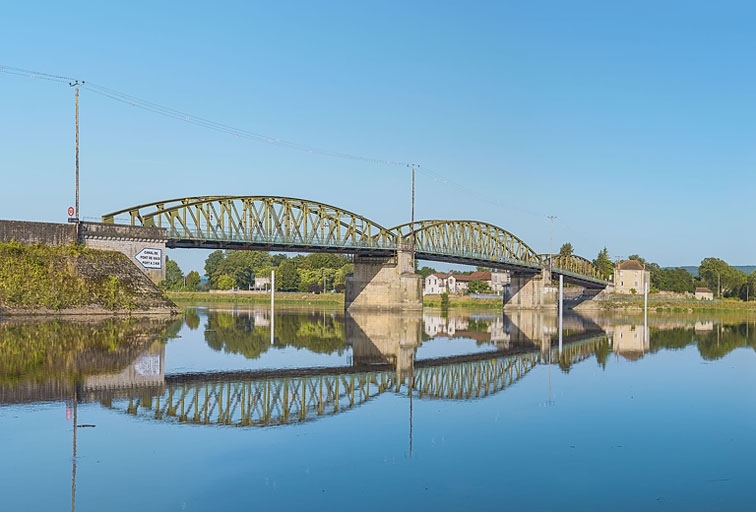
[613,260,650,294]
[423,271,508,295]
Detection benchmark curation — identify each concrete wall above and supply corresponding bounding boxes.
[0,219,78,246]
[81,222,168,284]
[345,250,422,310]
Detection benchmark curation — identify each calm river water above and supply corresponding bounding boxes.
[1,306,755,511]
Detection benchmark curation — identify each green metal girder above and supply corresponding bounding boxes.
[538,253,606,282]
[102,196,397,250]
[390,220,541,264]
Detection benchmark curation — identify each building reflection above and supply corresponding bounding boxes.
[607,323,650,361]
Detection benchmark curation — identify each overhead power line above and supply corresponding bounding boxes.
[1,64,555,223]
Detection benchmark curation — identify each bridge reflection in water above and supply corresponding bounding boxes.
[101,310,608,427]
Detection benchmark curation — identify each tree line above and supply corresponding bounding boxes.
[163,245,756,300]
[163,250,353,293]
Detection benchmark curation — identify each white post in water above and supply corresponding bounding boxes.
[644,281,648,345]
[558,274,563,355]
[270,270,275,345]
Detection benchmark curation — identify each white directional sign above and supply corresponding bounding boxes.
[135,248,163,269]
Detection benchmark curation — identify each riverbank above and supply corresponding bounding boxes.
[578,295,756,314]
[0,241,178,316]
[167,289,756,314]
[168,290,345,307]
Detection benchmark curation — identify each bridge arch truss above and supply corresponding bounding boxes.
[102,196,397,255]
[539,253,606,286]
[390,220,542,272]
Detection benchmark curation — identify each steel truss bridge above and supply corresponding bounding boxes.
[103,196,608,287]
[106,337,603,428]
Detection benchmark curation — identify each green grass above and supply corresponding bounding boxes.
[0,241,141,311]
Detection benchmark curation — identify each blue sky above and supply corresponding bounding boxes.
[2,1,755,274]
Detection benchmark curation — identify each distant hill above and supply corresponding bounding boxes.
[676,266,756,277]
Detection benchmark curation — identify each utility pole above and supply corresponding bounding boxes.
[718,272,721,299]
[407,164,419,258]
[69,80,84,221]
[547,215,556,271]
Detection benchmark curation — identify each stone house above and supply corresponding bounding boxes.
[613,260,650,294]
[694,287,714,300]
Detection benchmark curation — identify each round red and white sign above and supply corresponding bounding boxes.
[68,206,75,217]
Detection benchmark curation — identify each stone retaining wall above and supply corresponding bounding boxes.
[0,219,78,246]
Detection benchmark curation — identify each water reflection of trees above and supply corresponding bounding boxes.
[0,317,178,386]
[204,311,346,359]
[649,323,756,360]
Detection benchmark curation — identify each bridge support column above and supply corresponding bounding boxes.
[503,268,556,310]
[345,249,422,310]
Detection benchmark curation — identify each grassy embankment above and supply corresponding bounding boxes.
[582,295,756,314]
[0,241,171,313]
[168,290,345,307]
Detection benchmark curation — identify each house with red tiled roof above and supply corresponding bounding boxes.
[613,260,650,294]
[423,271,509,295]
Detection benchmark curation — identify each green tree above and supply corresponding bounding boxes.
[334,263,354,288]
[698,257,746,298]
[299,253,349,271]
[592,247,614,279]
[215,274,236,290]
[216,250,272,289]
[276,259,300,291]
[467,280,491,294]
[417,266,437,279]
[164,256,184,290]
[559,243,574,258]
[628,254,647,265]
[185,270,201,291]
[653,267,695,293]
[747,271,756,301]
[204,250,226,288]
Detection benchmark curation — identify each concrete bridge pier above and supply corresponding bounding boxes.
[345,249,422,310]
[503,268,556,310]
